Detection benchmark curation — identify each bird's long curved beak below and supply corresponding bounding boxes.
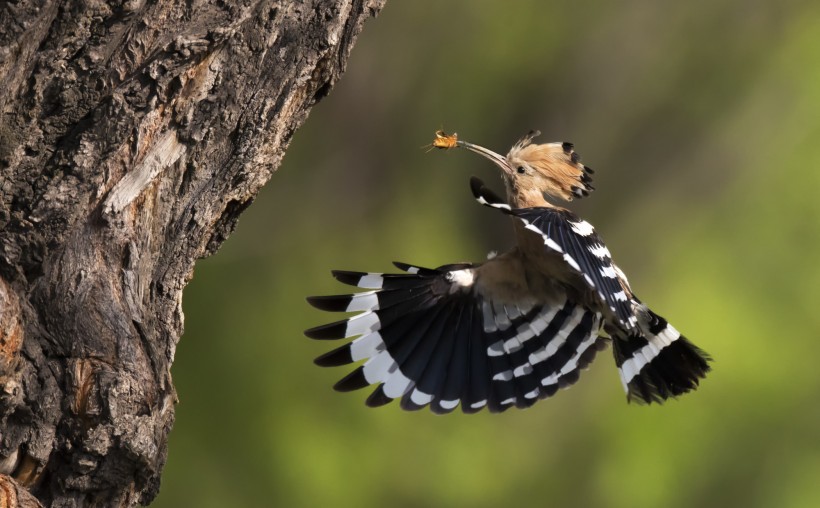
[456,140,513,175]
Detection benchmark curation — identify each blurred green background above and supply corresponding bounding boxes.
[154,1,820,507]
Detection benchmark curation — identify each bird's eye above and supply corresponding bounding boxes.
[517,166,526,174]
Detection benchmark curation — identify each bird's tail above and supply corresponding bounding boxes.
[611,306,711,404]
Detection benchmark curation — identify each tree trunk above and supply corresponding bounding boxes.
[0,0,384,505]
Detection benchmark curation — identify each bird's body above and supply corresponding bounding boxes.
[305,131,710,412]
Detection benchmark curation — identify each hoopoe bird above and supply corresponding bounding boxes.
[305,130,710,413]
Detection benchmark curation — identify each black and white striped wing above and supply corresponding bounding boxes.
[470,177,636,330]
[305,262,608,413]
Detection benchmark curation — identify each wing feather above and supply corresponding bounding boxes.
[306,260,606,413]
[469,176,635,330]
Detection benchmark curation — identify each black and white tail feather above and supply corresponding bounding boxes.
[305,178,710,412]
[611,305,711,404]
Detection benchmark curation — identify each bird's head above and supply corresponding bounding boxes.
[433,130,594,206]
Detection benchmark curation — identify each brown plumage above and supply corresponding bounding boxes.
[444,131,604,302]
[442,131,619,323]
[451,130,594,206]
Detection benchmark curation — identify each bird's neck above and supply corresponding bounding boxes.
[506,184,555,209]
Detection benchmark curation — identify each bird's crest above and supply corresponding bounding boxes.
[507,131,595,201]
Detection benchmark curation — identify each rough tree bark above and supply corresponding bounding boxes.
[0,0,385,506]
